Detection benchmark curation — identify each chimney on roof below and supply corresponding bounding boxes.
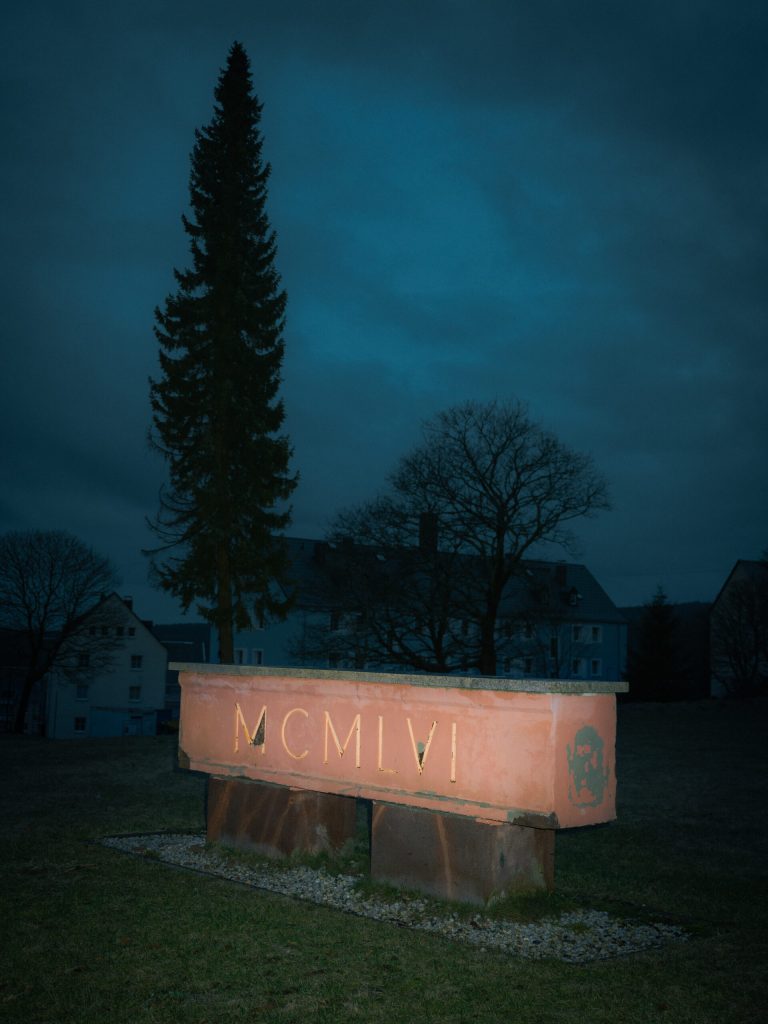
[418,512,439,553]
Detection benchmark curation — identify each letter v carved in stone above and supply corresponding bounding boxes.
[406,717,438,775]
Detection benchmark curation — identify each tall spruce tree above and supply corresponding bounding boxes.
[148,42,297,662]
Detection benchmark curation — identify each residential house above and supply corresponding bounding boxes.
[46,593,168,738]
[228,538,627,682]
[495,560,627,682]
[151,622,212,723]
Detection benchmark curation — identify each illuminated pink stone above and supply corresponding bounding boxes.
[174,665,625,830]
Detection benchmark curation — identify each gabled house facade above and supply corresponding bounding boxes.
[494,561,627,682]
[45,593,168,739]
[227,538,627,682]
[710,559,768,697]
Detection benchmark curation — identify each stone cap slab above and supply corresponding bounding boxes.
[169,662,628,695]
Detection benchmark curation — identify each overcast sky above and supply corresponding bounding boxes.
[2,0,766,622]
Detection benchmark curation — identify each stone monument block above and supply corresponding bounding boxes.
[207,776,357,859]
[174,664,626,904]
[370,802,554,905]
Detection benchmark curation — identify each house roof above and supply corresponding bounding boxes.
[93,593,168,653]
[278,537,346,610]
[711,559,768,612]
[279,537,624,624]
[499,560,626,625]
[151,622,212,664]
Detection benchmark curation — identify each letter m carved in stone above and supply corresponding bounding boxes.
[234,702,267,753]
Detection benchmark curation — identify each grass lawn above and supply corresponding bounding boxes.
[1,699,766,1023]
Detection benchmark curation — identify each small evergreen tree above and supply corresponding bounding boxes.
[148,42,297,661]
[628,586,680,699]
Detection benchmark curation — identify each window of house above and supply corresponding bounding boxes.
[591,626,602,643]
[571,658,584,677]
[74,717,86,733]
[572,625,584,642]
[523,657,533,674]
[76,684,89,701]
[131,654,143,670]
[549,636,559,658]
[253,649,264,666]
[128,627,136,637]
[116,626,124,637]
[129,685,141,702]
[234,648,246,665]
[590,659,602,677]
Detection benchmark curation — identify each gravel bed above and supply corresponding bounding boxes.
[101,832,688,963]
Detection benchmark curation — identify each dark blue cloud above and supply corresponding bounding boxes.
[1,0,766,620]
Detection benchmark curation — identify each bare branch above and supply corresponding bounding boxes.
[0,530,122,732]
[297,400,610,676]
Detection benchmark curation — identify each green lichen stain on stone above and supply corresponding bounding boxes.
[567,725,607,807]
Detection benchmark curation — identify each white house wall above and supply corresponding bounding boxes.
[46,596,167,739]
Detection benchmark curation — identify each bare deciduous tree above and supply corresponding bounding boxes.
[0,530,121,732]
[298,401,610,676]
[295,523,469,674]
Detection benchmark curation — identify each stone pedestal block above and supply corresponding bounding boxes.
[207,777,357,859]
[370,802,554,905]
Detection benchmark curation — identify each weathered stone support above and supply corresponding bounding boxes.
[176,663,626,904]
[207,776,357,859]
[370,802,554,905]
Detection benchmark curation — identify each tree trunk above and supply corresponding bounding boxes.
[217,547,235,664]
[478,617,497,676]
[13,672,39,734]
[478,568,505,676]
